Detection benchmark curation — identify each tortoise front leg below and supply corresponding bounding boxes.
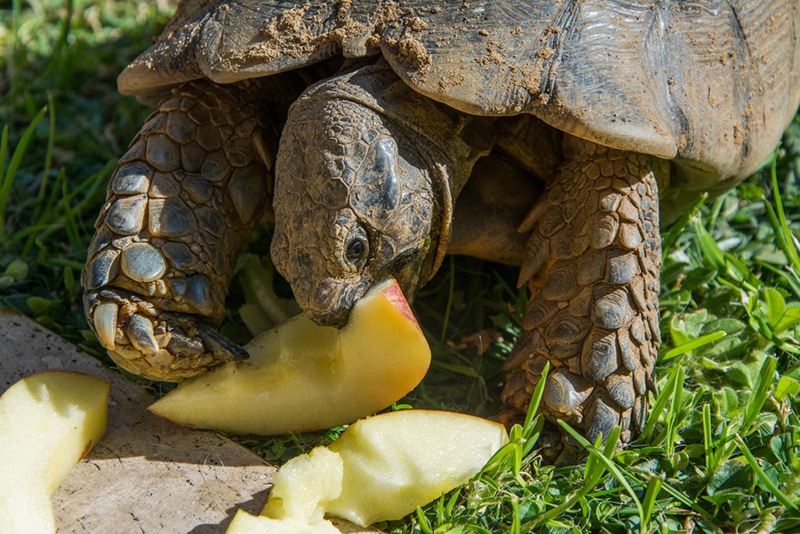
[501,136,661,453]
[82,79,279,381]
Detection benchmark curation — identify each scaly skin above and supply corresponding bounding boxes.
[500,136,662,456]
[82,79,283,381]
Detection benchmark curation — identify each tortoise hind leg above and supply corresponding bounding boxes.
[448,154,542,266]
[501,136,662,451]
[82,78,283,381]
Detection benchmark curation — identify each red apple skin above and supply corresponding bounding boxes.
[380,282,421,333]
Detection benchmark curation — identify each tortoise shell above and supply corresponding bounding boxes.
[120,0,800,200]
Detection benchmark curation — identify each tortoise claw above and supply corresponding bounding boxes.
[84,289,241,382]
[197,323,249,361]
[93,302,119,351]
[542,369,592,413]
[126,314,160,356]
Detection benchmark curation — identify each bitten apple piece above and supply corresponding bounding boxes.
[229,446,345,533]
[325,410,508,526]
[226,509,342,534]
[0,371,110,533]
[249,409,509,532]
[264,446,343,525]
[150,279,430,435]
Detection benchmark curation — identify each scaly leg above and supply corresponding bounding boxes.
[83,79,283,381]
[501,136,662,452]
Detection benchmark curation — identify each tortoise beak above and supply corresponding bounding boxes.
[373,249,427,306]
[295,276,371,328]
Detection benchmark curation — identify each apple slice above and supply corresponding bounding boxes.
[0,371,110,533]
[149,279,431,435]
[264,446,343,524]
[226,510,342,534]
[325,409,509,526]
[227,410,509,533]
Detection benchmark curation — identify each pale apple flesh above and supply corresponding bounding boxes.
[263,446,343,524]
[326,409,509,526]
[149,279,431,435]
[0,371,110,533]
[227,410,509,533]
[227,510,341,534]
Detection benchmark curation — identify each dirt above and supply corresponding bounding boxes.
[378,4,433,71]
[396,33,431,69]
[476,40,508,67]
[244,4,333,62]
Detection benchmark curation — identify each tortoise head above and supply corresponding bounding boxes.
[271,77,436,327]
[271,62,491,327]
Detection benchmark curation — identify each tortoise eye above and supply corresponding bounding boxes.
[346,239,365,259]
[344,226,369,270]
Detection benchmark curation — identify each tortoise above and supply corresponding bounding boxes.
[83,0,800,449]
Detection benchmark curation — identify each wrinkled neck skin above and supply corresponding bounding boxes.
[271,60,492,327]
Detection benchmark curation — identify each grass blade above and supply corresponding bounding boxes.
[661,193,706,260]
[664,364,685,458]
[703,403,713,473]
[741,356,777,435]
[639,361,683,441]
[735,435,799,513]
[641,475,663,532]
[559,422,645,532]
[28,92,57,226]
[766,151,800,270]
[523,362,548,433]
[660,330,727,362]
[0,126,7,191]
[0,107,47,235]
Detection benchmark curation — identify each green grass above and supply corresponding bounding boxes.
[3,1,800,532]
